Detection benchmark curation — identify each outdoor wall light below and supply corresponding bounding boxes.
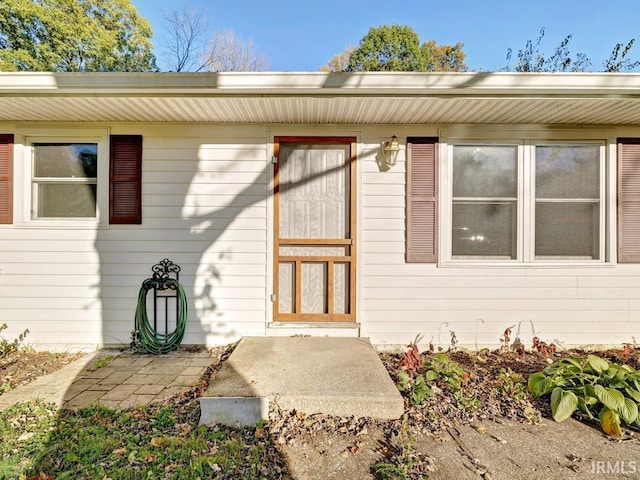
[383,135,400,167]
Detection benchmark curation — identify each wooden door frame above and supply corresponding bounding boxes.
[272,136,357,322]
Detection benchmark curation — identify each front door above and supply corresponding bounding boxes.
[273,137,356,322]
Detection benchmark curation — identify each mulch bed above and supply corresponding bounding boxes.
[0,351,85,394]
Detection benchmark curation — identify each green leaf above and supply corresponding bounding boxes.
[425,370,438,381]
[561,357,584,369]
[618,397,639,425]
[434,352,449,364]
[608,365,628,382]
[625,388,640,403]
[577,398,596,419]
[587,355,609,373]
[410,376,433,405]
[599,407,623,437]
[396,370,410,391]
[64,452,79,462]
[550,387,578,422]
[528,372,551,398]
[593,385,625,410]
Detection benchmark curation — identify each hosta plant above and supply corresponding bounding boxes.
[528,354,640,436]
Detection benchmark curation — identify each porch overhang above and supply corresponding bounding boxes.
[1,71,640,125]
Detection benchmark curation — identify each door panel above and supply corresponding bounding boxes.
[274,137,356,322]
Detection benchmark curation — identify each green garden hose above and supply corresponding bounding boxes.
[133,277,188,354]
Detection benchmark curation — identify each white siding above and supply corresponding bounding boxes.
[2,122,640,350]
[0,124,269,350]
[358,126,640,350]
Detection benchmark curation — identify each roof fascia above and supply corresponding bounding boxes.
[0,72,639,98]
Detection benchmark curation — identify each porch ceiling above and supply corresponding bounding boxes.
[1,72,640,125]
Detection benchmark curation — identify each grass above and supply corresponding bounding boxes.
[86,355,114,372]
[0,400,286,480]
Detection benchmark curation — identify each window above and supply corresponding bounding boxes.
[452,145,518,259]
[16,131,142,227]
[31,143,98,219]
[22,133,108,225]
[444,140,606,264]
[534,145,601,259]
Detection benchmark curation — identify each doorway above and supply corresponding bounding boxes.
[273,137,356,322]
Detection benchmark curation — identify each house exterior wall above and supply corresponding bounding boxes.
[361,125,640,350]
[1,123,270,350]
[2,122,640,350]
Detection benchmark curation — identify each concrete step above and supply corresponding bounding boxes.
[199,336,404,426]
[266,321,361,338]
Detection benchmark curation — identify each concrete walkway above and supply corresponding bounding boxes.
[0,349,215,411]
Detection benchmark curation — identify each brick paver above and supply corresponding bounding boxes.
[0,348,216,411]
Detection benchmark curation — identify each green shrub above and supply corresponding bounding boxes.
[0,323,29,358]
[397,353,476,409]
[529,354,640,436]
[371,435,434,480]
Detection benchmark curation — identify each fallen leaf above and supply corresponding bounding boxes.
[178,424,192,438]
[472,424,487,434]
[18,432,34,442]
[150,437,164,447]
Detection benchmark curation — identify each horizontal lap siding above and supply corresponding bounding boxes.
[0,125,268,349]
[6,124,640,349]
[358,128,640,349]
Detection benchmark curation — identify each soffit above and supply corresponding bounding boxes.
[1,72,639,125]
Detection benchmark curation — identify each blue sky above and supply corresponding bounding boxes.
[131,0,640,72]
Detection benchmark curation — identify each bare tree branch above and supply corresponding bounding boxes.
[202,29,269,72]
[160,7,210,72]
[159,7,269,72]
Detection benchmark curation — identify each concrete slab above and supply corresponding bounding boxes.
[199,397,270,427]
[199,337,404,426]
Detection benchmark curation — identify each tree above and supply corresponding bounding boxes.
[159,7,268,72]
[504,27,639,73]
[320,46,355,72]
[504,28,590,72]
[161,6,208,73]
[603,39,640,72]
[345,24,466,72]
[0,0,156,72]
[203,30,269,72]
[422,40,466,72]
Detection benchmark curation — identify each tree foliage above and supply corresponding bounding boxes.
[0,0,156,72]
[345,24,466,72]
[505,27,639,73]
[159,7,268,72]
[422,40,467,72]
[320,46,355,72]
[603,39,640,72]
[504,28,590,72]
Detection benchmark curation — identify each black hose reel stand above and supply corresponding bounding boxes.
[132,258,188,354]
